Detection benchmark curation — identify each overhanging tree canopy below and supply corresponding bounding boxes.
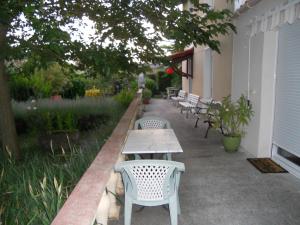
[0,0,235,159]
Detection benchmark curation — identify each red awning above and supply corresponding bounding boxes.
[169,48,194,78]
[170,48,194,63]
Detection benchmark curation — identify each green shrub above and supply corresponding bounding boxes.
[142,88,152,100]
[170,72,182,89]
[31,70,53,98]
[9,74,33,101]
[12,98,121,134]
[9,72,53,100]
[130,80,138,92]
[9,64,88,100]
[36,112,77,132]
[62,77,86,99]
[32,63,71,96]
[145,78,156,95]
[114,89,135,107]
[157,71,172,93]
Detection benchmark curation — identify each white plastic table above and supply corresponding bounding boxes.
[122,129,183,159]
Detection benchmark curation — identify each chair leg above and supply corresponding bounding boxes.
[186,109,189,118]
[169,196,178,225]
[167,153,172,160]
[124,197,133,225]
[177,194,181,215]
[134,154,141,160]
[204,124,210,138]
[220,125,224,135]
[162,153,172,160]
[194,117,199,128]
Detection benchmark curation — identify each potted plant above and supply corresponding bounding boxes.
[208,95,253,152]
[142,88,152,104]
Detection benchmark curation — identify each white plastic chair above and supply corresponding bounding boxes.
[115,160,185,225]
[134,116,171,130]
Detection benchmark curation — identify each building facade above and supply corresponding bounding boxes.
[232,0,300,177]
[181,0,300,178]
[181,0,233,101]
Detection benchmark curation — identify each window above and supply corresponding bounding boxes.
[278,148,300,167]
[187,58,192,76]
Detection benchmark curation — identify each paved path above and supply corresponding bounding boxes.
[111,99,300,225]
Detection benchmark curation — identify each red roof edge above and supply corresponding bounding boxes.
[170,48,194,62]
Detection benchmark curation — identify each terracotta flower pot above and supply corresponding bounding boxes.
[51,95,62,101]
[143,98,150,104]
[222,135,241,152]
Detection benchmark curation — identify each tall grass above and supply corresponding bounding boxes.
[0,97,126,225]
[1,145,97,225]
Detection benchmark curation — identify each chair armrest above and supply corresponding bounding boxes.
[176,163,185,172]
[114,163,124,172]
[194,106,208,114]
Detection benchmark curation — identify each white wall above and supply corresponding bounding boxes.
[242,32,264,157]
[257,30,278,157]
[182,0,233,99]
[232,0,283,157]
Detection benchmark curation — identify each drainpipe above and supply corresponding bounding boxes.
[247,36,251,105]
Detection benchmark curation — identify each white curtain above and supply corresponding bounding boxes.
[249,0,300,37]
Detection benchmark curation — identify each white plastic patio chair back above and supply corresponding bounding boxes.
[115,160,185,225]
[131,163,171,201]
[134,116,171,130]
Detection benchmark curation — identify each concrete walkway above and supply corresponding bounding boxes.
[111,99,300,225]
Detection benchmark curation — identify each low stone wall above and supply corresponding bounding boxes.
[51,91,142,225]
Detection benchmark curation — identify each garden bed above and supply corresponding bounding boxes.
[0,97,128,225]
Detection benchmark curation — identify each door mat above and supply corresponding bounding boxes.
[247,158,288,173]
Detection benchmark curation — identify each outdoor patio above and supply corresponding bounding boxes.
[110,98,300,225]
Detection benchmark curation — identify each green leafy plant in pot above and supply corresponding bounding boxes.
[208,95,254,152]
[142,88,152,104]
